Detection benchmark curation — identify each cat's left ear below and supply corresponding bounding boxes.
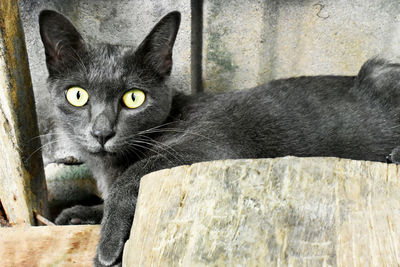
[135,11,181,76]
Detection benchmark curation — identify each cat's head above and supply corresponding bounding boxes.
[39,10,180,158]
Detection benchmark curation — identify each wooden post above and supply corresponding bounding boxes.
[0,0,48,225]
[0,225,100,266]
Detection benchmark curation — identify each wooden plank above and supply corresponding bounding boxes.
[0,225,100,267]
[123,157,400,266]
[0,0,48,225]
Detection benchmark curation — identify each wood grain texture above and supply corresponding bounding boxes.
[0,225,100,267]
[0,0,48,225]
[123,157,400,266]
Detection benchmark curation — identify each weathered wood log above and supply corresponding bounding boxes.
[0,0,48,225]
[123,157,400,266]
[0,225,100,267]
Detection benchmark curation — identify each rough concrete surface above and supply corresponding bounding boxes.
[203,0,400,91]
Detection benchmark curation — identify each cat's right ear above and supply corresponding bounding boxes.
[39,10,85,74]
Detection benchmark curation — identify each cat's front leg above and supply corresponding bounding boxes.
[95,181,137,266]
[94,155,185,267]
[55,204,103,225]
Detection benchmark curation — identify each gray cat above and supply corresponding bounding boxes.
[39,10,400,266]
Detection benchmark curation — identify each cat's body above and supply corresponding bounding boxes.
[80,73,398,200]
[39,10,400,267]
[167,74,397,162]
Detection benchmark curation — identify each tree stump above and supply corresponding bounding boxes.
[123,157,400,266]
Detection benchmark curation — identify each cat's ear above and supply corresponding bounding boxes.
[39,10,85,74]
[135,11,181,76]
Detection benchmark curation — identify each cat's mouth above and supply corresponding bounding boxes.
[85,145,110,155]
[82,136,122,156]
[85,144,119,156]
[90,149,107,155]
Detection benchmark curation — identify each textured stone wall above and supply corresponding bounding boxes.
[203,0,400,91]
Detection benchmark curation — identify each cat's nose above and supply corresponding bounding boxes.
[91,129,115,146]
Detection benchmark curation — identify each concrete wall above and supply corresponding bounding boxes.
[19,0,400,164]
[203,0,400,91]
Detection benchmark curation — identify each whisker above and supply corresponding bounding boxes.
[124,142,175,166]
[28,132,69,142]
[137,121,179,135]
[118,138,148,162]
[25,137,73,163]
[130,137,183,164]
[138,128,213,142]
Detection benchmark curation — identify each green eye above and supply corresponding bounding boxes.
[66,87,89,107]
[122,89,146,109]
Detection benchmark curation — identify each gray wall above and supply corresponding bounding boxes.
[19,0,400,164]
[203,0,400,91]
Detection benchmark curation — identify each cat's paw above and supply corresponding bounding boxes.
[94,255,122,267]
[55,204,103,225]
[95,214,132,266]
[95,201,135,266]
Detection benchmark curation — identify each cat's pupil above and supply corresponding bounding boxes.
[77,91,81,99]
[131,93,136,102]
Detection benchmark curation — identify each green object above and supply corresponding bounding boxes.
[45,163,99,207]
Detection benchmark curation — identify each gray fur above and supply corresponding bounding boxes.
[39,10,400,267]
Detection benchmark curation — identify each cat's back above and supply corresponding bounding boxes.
[169,74,358,149]
[168,74,396,161]
[172,75,357,118]
[258,75,356,103]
